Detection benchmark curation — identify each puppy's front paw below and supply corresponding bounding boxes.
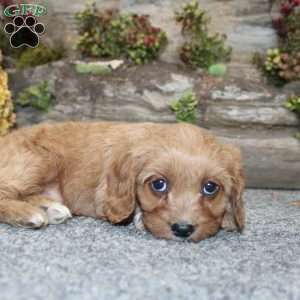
[41,202,72,224]
[17,209,48,229]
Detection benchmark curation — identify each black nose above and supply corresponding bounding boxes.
[171,222,195,238]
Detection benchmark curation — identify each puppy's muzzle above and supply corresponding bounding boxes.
[171,222,195,238]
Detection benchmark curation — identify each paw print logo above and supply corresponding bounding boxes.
[4,16,45,48]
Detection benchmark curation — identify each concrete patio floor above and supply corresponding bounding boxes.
[1,189,300,300]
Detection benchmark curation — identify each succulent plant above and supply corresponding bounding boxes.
[75,2,167,64]
[286,95,300,115]
[285,95,300,139]
[17,81,54,112]
[170,92,198,123]
[176,0,231,69]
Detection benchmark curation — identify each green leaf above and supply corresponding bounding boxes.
[208,63,227,77]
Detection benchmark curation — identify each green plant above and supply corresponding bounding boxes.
[176,0,231,69]
[16,44,65,69]
[17,81,54,112]
[261,1,300,85]
[75,2,167,64]
[170,92,198,123]
[286,95,300,114]
[285,10,300,53]
[286,95,300,139]
[273,0,300,52]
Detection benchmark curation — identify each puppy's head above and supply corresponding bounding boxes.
[102,123,245,242]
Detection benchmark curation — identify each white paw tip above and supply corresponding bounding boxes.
[46,203,72,224]
[22,212,48,228]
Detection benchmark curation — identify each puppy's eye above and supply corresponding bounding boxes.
[151,178,168,193]
[202,181,219,197]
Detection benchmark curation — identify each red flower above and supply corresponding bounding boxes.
[280,3,293,16]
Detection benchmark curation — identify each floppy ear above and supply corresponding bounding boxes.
[221,144,245,232]
[97,150,138,224]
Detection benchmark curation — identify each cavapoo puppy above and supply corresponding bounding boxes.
[0,122,245,242]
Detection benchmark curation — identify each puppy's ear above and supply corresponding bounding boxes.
[221,144,245,232]
[98,149,138,224]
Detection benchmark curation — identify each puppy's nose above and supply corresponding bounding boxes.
[171,222,195,238]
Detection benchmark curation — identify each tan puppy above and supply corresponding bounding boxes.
[0,122,245,241]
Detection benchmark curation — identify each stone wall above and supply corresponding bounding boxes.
[7,61,300,189]
[43,0,277,64]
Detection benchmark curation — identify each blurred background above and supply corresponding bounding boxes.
[0,0,299,189]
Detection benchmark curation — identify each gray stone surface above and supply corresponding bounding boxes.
[8,62,298,129]
[219,131,300,189]
[7,61,300,189]
[1,189,300,300]
[8,61,196,125]
[206,85,299,127]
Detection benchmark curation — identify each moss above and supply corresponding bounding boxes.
[208,64,227,77]
[16,44,65,69]
[17,81,54,112]
[75,62,112,75]
[0,66,15,135]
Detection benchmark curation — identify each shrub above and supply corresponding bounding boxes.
[0,66,15,135]
[286,95,300,115]
[16,44,65,69]
[17,81,54,112]
[285,95,300,139]
[0,26,65,69]
[170,92,198,123]
[263,48,300,86]
[263,48,300,85]
[175,0,231,69]
[75,2,167,64]
[262,0,300,84]
[285,10,300,53]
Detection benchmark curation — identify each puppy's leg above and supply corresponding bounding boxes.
[25,195,71,225]
[0,132,60,228]
[0,199,48,228]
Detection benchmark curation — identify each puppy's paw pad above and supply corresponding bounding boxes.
[18,212,48,229]
[43,203,72,224]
